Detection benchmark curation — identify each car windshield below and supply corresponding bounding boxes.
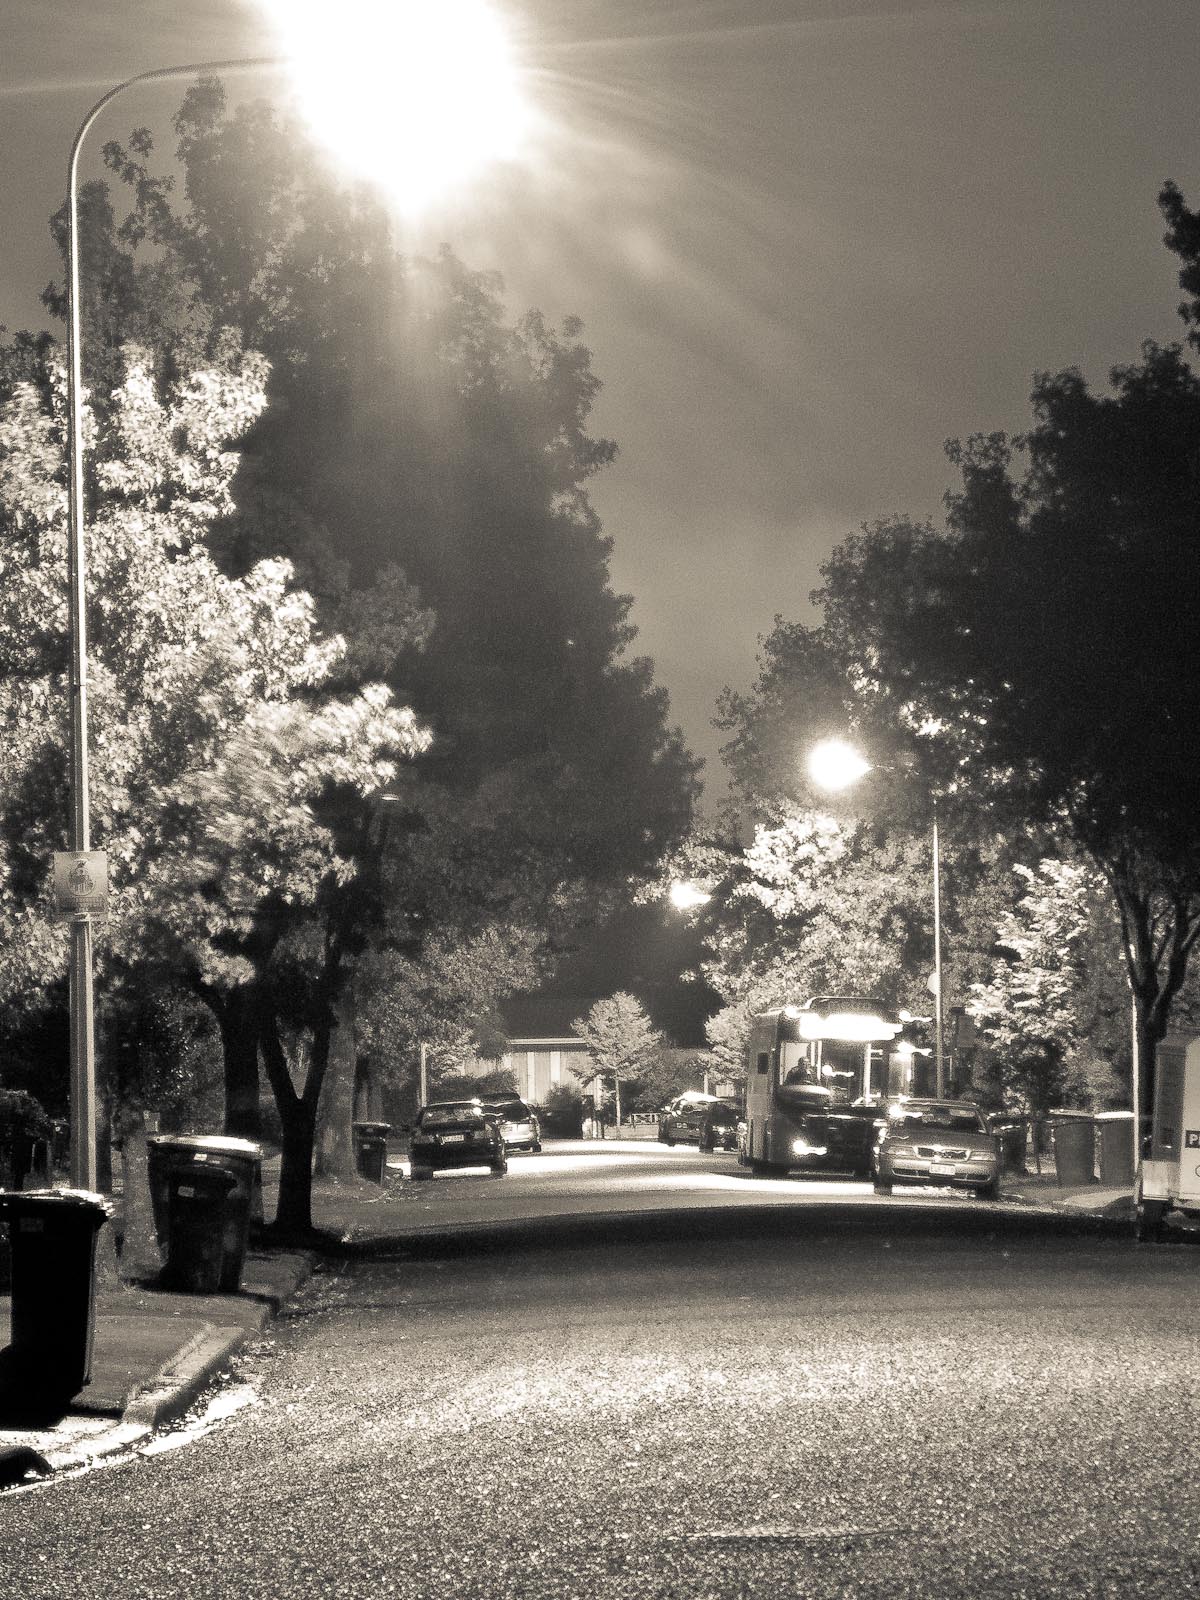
[486,1101,530,1120]
[897,1106,986,1133]
[419,1104,482,1127]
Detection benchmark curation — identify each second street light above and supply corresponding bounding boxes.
[807,737,947,1098]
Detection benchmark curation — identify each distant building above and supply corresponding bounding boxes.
[459,997,600,1104]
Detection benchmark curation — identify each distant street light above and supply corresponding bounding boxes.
[669,880,713,911]
[807,740,948,1098]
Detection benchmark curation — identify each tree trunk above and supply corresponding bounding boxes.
[614,1073,622,1131]
[315,991,356,1179]
[259,1003,318,1237]
[218,987,262,1139]
[275,1097,318,1236]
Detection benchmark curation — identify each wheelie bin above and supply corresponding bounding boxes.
[0,1189,110,1398]
[352,1121,391,1184]
[1096,1111,1135,1187]
[1051,1114,1095,1186]
[163,1165,237,1294]
[147,1135,263,1293]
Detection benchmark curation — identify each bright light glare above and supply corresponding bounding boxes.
[807,738,872,792]
[259,0,534,214]
[669,880,712,911]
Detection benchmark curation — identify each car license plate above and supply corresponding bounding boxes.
[441,1134,465,1143]
[930,1161,956,1176]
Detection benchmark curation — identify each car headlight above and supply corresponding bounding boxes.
[969,1149,997,1161]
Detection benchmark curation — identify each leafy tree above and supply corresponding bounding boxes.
[570,993,665,1129]
[0,342,428,1229]
[810,333,1200,1118]
[28,81,699,896]
[11,82,702,1138]
[969,858,1130,1116]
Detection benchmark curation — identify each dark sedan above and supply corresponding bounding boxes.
[698,1101,742,1152]
[408,1101,508,1180]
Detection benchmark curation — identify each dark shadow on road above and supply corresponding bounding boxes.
[330,1200,1147,1264]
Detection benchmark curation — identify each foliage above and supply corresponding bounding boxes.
[0,339,430,1227]
[809,335,1200,1112]
[569,992,666,1125]
[0,1088,53,1141]
[26,81,700,945]
[539,1082,587,1138]
[429,1068,517,1102]
[969,858,1130,1114]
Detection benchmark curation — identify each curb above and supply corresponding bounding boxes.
[123,1320,261,1429]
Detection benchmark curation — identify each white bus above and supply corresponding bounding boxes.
[741,997,905,1178]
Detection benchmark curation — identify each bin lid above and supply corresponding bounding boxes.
[148,1134,263,1158]
[352,1121,392,1134]
[1094,1110,1135,1122]
[0,1187,112,1215]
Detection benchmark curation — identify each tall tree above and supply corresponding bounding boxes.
[810,335,1200,1117]
[0,343,429,1228]
[570,993,664,1130]
[33,81,699,895]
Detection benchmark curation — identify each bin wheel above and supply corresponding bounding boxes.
[873,1177,892,1196]
[490,1159,508,1179]
[1136,1198,1166,1243]
[977,1178,1001,1202]
[410,1164,433,1182]
[530,1140,542,1154]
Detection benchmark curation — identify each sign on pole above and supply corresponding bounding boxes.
[52,851,109,920]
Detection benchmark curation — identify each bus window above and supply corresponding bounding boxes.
[779,1040,815,1087]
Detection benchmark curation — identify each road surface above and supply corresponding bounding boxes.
[3,1146,1198,1599]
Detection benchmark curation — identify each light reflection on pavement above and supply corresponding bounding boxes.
[370,1140,994,1235]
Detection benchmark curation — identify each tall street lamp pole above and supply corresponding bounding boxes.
[64,59,280,1190]
[931,794,944,1098]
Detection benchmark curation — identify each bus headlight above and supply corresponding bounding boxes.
[791,1138,828,1158]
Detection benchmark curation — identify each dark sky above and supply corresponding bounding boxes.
[3,1,1198,801]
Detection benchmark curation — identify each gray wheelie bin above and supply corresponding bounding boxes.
[1051,1115,1096,1187]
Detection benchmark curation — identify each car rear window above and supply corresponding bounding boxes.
[488,1101,531,1119]
[420,1105,483,1127]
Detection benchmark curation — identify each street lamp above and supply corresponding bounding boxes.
[63,58,286,1189]
[807,738,947,1099]
[59,20,530,1186]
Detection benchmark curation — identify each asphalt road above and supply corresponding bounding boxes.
[3,1148,1200,1599]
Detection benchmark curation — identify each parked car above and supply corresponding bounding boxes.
[659,1093,738,1147]
[872,1098,1001,1199]
[478,1096,542,1153]
[408,1101,508,1180]
[697,1100,742,1153]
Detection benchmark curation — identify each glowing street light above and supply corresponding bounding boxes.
[807,739,947,1098]
[60,14,532,1188]
[669,880,713,911]
[256,0,534,216]
[806,738,873,793]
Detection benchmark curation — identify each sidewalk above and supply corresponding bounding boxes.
[0,1243,313,1483]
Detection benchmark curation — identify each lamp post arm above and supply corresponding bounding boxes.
[63,56,282,1191]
